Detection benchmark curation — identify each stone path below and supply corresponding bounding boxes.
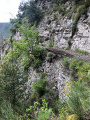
[46,48,90,61]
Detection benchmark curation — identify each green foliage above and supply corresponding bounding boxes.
[67,58,90,119]
[10,18,21,35]
[56,99,68,120]
[52,3,66,15]
[70,58,83,80]
[49,39,54,47]
[20,99,53,120]
[4,49,22,62]
[32,73,47,97]
[67,39,72,48]
[37,99,52,120]
[33,58,42,68]
[21,55,31,70]
[0,101,19,120]
[71,0,90,38]
[8,19,46,70]
[70,58,90,82]
[47,52,53,57]
[32,45,46,60]
[67,83,86,120]
[19,18,39,50]
[0,62,28,113]
[72,13,80,38]
[62,56,70,70]
[75,49,88,55]
[17,1,43,25]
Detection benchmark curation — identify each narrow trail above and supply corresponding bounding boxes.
[46,48,90,61]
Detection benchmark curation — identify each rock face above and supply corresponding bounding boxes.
[38,1,90,53]
[27,55,70,101]
[38,13,72,49]
[71,8,90,52]
[38,1,73,49]
[0,39,10,60]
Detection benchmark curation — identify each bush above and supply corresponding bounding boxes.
[75,49,88,55]
[72,12,80,37]
[71,4,86,37]
[10,25,17,35]
[32,46,46,68]
[62,57,70,70]
[32,73,47,97]
[49,40,54,47]
[32,46,46,60]
[67,83,85,120]
[33,58,42,68]
[37,99,53,120]
[20,99,53,120]
[47,52,53,57]
[0,101,19,120]
[70,58,90,82]
[70,58,83,80]
[21,55,32,70]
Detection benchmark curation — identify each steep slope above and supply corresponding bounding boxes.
[0,0,90,119]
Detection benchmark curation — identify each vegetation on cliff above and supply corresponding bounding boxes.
[0,0,90,120]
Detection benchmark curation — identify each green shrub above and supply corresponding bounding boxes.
[32,46,46,60]
[71,4,86,37]
[75,49,88,55]
[32,73,47,97]
[74,13,80,23]
[49,41,54,47]
[67,83,86,120]
[21,55,32,70]
[65,9,72,19]
[70,58,90,82]
[33,58,42,68]
[72,12,80,37]
[47,52,53,57]
[10,25,17,35]
[37,99,53,120]
[62,57,70,70]
[0,101,19,120]
[67,39,72,48]
[57,99,68,120]
[20,99,53,120]
[70,58,83,80]
[49,36,54,47]
[32,46,46,68]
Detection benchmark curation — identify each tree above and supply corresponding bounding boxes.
[17,1,43,25]
[13,18,46,69]
[0,35,28,113]
[0,61,28,112]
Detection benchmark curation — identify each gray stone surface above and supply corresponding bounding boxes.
[71,9,90,52]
